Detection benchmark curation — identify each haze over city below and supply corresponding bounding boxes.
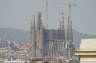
[0,0,96,34]
[0,0,96,63]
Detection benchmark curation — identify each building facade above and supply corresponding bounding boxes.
[30,12,75,63]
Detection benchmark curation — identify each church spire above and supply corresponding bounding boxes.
[60,10,64,31]
[31,14,37,57]
[67,16,73,43]
[37,12,42,29]
[59,9,65,40]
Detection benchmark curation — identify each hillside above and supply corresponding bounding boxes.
[0,28,28,42]
[0,28,96,48]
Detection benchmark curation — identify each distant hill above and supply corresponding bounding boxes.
[0,28,28,42]
[0,28,96,48]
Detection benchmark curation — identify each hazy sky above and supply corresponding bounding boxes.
[0,0,96,34]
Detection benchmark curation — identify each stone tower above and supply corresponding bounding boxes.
[60,10,64,31]
[67,16,73,43]
[67,16,74,59]
[31,15,36,57]
[31,12,44,58]
[36,12,44,57]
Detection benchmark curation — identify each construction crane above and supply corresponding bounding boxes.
[48,0,76,63]
[44,0,75,29]
[68,2,76,16]
[49,0,76,16]
[44,0,48,29]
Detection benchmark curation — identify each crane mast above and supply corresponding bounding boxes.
[44,0,48,29]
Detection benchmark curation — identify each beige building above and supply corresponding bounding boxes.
[75,39,96,63]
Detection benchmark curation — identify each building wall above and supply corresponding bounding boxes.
[36,29,44,57]
[80,56,96,63]
[75,39,96,63]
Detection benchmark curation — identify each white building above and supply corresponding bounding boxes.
[75,39,96,63]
